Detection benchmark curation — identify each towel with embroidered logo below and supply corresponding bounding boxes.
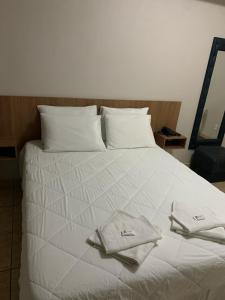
[88,210,161,265]
[171,200,225,243]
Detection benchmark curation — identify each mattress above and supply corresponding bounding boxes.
[19,141,225,300]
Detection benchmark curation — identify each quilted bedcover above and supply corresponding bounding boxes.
[19,141,225,300]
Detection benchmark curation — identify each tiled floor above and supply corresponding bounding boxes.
[0,180,22,300]
[0,178,224,300]
[213,181,225,193]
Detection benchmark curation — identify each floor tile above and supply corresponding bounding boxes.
[213,181,225,193]
[12,204,22,269]
[0,207,13,234]
[0,270,10,300]
[0,180,13,190]
[11,233,21,269]
[13,182,22,207]
[11,268,20,300]
[13,205,22,235]
[0,233,12,271]
[0,181,13,208]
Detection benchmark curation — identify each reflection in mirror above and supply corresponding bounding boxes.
[189,37,225,149]
[198,51,225,140]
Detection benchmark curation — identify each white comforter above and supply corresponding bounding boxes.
[20,141,225,300]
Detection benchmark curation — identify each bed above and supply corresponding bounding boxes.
[1,96,223,299]
[19,140,225,300]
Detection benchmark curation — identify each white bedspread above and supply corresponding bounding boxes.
[19,141,225,300]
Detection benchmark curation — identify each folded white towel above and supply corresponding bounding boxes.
[171,201,225,233]
[171,219,225,244]
[88,216,158,265]
[97,210,161,254]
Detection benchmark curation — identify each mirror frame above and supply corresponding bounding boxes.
[189,37,225,149]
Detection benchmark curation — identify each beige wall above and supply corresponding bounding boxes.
[1,0,225,164]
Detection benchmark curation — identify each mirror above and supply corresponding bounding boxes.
[198,51,225,139]
[189,37,225,149]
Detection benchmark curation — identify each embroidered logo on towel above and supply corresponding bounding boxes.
[121,230,136,237]
[193,215,205,221]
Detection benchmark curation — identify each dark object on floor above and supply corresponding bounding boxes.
[160,127,181,136]
[191,146,225,183]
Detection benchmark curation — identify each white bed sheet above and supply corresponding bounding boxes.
[19,141,225,300]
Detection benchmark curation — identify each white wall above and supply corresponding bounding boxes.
[1,0,225,164]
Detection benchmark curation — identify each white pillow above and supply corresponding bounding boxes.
[100,106,149,141]
[38,105,97,115]
[105,114,156,149]
[40,114,106,152]
[101,106,149,115]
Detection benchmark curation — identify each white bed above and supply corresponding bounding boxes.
[19,141,225,300]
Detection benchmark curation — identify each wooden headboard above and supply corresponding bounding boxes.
[0,96,181,151]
